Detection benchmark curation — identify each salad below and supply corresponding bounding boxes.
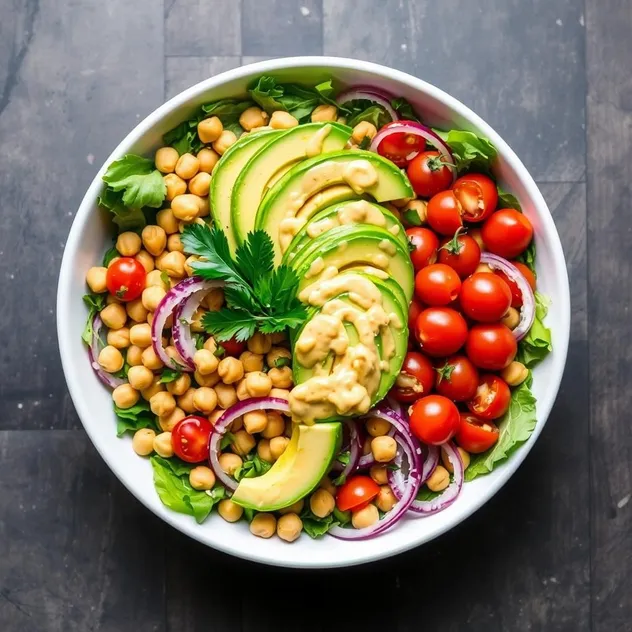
[81,76,552,543]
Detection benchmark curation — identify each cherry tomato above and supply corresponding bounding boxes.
[376,121,426,167]
[407,151,454,198]
[409,394,460,445]
[467,374,511,420]
[105,257,146,301]
[408,299,424,330]
[495,262,536,308]
[452,173,498,222]
[460,272,512,322]
[434,355,479,402]
[455,413,500,453]
[416,307,468,357]
[466,323,517,370]
[426,190,463,235]
[390,351,435,403]
[406,227,439,271]
[336,475,380,512]
[172,416,213,463]
[415,263,461,306]
[218,338,246,357]
[481,209,534,259]
[438,229,481,278]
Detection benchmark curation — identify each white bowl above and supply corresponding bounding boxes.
[57,56,571,569]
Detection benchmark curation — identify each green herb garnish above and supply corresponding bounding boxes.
[160,368,182,384]
[234,454,273,482]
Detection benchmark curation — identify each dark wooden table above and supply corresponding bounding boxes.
[0,1,628,630]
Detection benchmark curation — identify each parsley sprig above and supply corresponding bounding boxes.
[181,224,308,342]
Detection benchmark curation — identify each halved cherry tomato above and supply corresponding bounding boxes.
[409,394,460,445]
[495,262,536,308]
[407,151,453,198]
[438,229,481,278]
[172,415,213,463]
[406,227,439,271]
[106,257,146,301]
[467,374,511,420]
[481,209,534,259]
[416,307,468,357]
[455,413,500,453]
[435,355,479,402]
[336,475,380,512]
[426,190,463,235]
[452,173,498,222]
[408,299,424,330]
[376,122,426,167]
[414,263,461,306]
[390,351,435,403]
[218,338,246,357]
[460,272,512,322]
[466,323,517,370]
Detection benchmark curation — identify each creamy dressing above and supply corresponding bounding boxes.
[388,224,401,236]
[305,125,332,157]
[378,239,397,256]
[279,215,306,252]
[305,257,325,279]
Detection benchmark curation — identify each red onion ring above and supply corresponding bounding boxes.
[151,277,223,371]
[336,87,399,123]
[480,253,535,340]
[208,397,290,492]
[331,418,361,477]
[88,314,125,390]
[172,288,211,370]
[420,444,440,485]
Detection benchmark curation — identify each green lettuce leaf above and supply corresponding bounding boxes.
[98,186,148,233]
[81,293,106,345]
[114,401,157,437]
[497,187,522,211]
[300,508,339,539]
[433,129,497,173]
[390,97,421,122]
[102,154,166,209]
[515,240,536,275]
[517,292,552,368]
[345,101,392,129]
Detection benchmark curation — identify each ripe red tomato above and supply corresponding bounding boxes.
[336,475,380,512]
[414,263,461,306]
[438,230,481,278]
[467,374,511,420]
[416,307,468,357]
[407,151,453,198]
[481,209,534,259]
[106,257,146,301]
[496,263,536,308]
[219,338,246,357]
[406,227,439,271]
[435,355,479,402]
[172,416,213,463]
[426,190,463,235]
[409,394,460,445]
[452,173,498,222]
[455,413,500,453]
[376,122,426,167]
[408,299,424,330]
[390,351,435,403]
[460,272,512,322]
[466,323,517,370]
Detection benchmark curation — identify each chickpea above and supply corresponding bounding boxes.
[336,116,347,125]
[269,388,290,401]
[278,499,304,516]
[218,499,243,523]
[270,111,299,129]
[107,326,130,349]
[376,486,398,513]
[310,104,338,123]
[160,251,186,278]
[166,233,183,253]
[188,171,211,198]
[232,378,247,401]
[362,436,372,456]
[141,346,164,371]
[245,371,272,397]
[155,146,179,173]
[469,228,485,251]
[384,203,401,220]
[371,436,397,462]
[204,287,225,311]
[155,251,171,272]
[240,351,264,373]
[197,116,223,144]
[197,148,220,173]
[142,286,166,312]
[116,231,142,257]
[203,337,218,354]
[112,384,139,409]
[501,361,529,386]
[475,263,493,275]
[192,349,219,376]
[247,332,272,354]
[171,194,200,222]
[129,323,151,348]
[217,357,244,384]
[402,199,427,225]
[232,430,256,457]
[86,266,108,293]
[208,409,224,426]
[176,387,197,414]
[141,376,164,400]
[166,373,191,397]
[352,504,379,529]
[261,412,284,439]
[191,386,217,414]
[366,416,391,437]
[189,466,216,491]
[149,391,176,418]
[107,256,121,269]
[153,432,174,458]
[426,465,450,492]
[218,453,242,476]
[501,307,521,330]
[123,299,146,325]
[195,370,221,388]
[127,365,154,391]
[159,406,186,432]
[266,347,291,369]
[105,293,122,305]
[134,250,155,274]
[239,107,267,131]
[98,345,124,373]
[369,464,388,485]
[141,226,167,258]
[212,130,237,155]
[132,428,156,456]
[257,438,273,462]
[243,410,268,434]
[351,121,378,144]
[266,436,288,461]
[442,446,470,473]
[310,488,335,518]
[154,209,178,237]
[268,366,293,389]
[100,303,127,330]
[284,418,293,438]
[127,345,143,366]
[190,310,206,336]
[276,513,302,543]
[145,269,169,291]
[248,513,275,538]
[174,153,200,180]
[182,255,197,277]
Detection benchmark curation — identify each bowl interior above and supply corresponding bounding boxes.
[57,57,570,569]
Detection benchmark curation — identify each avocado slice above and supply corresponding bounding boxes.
[295,185,362,220]
[231,422,341,511]
[231,122,352,246]
[256,149,414,264]
[210,129,282,252]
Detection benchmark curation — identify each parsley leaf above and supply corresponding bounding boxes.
[102,154,166,209]
[234,454,272,481]
[220,432,236,450]
[235,230,274,284]
[202,310,257,342]
[81,293,106,345]
[337,451,351,466]
[160,368,182,384]
[274,356,291,368]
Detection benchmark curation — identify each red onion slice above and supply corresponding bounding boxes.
[480,253,535,340]
[88,314,125,390]
[420,444,440,485]
[172,288,211,370]
[388,442,439,501]
[336,87,399,122]
[331,419,361,477]
[208,397,290,492]
[151,277,223,372]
